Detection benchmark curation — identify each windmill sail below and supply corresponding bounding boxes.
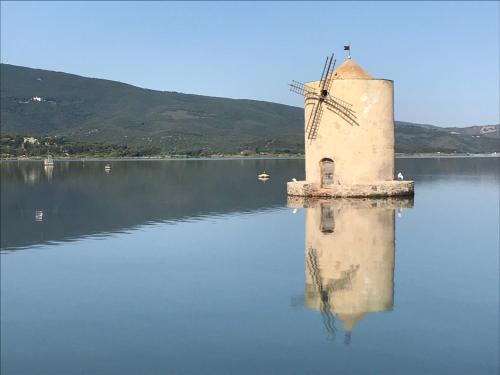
[306,103,323,140]
[289,51,357,140]
[289,80,316,97]
[323,58,337,94]
[318,53,335,96]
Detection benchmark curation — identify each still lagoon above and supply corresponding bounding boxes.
[1,157,499,374]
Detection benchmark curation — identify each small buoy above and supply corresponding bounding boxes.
[258,171,270,179]
[397,172,404,180]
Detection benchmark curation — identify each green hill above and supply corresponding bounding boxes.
[395,122,499,154]
[1,63,498,155]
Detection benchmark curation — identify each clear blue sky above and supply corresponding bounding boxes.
[1,1,498,126]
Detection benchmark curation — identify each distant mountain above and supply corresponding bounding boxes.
[394,122,499,153]
[1,64,498,154]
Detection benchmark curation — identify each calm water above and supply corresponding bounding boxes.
[1,158,499,375]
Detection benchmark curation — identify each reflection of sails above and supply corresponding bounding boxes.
[289,196,413,343]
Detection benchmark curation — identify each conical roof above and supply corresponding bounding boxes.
[329,58,373,80]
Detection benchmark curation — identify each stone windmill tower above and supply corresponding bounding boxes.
[288,50,414,198]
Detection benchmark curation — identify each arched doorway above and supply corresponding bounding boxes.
[320,158,334,188]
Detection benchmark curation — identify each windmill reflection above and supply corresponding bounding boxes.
[289,197,413,343]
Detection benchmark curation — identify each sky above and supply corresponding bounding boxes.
[1,1,499,127]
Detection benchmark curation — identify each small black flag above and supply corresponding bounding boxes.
[344,45,350,51]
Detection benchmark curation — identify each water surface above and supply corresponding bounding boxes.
[1,158,499,374]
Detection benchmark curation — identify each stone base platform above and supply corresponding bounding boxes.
[287,195,414,209]
[287,180,414,198]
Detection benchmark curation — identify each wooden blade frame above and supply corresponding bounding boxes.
[323,95,359,127]
[289,80,316,97]
[306,101,324,140]
[289,51,357,140]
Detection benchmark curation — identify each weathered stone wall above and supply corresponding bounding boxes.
[287,195,415,209]
[304,78,395,186]
[287,180,414,198]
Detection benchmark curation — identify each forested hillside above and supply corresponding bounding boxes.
[1,64,498,155]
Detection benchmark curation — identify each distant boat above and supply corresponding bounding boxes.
[258,171,270,180]
[44,155,54,166]
[104,163,112,172]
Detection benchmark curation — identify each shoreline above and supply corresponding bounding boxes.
[1,152,498,162]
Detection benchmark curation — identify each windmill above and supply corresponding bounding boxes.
[289,52,359,140]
